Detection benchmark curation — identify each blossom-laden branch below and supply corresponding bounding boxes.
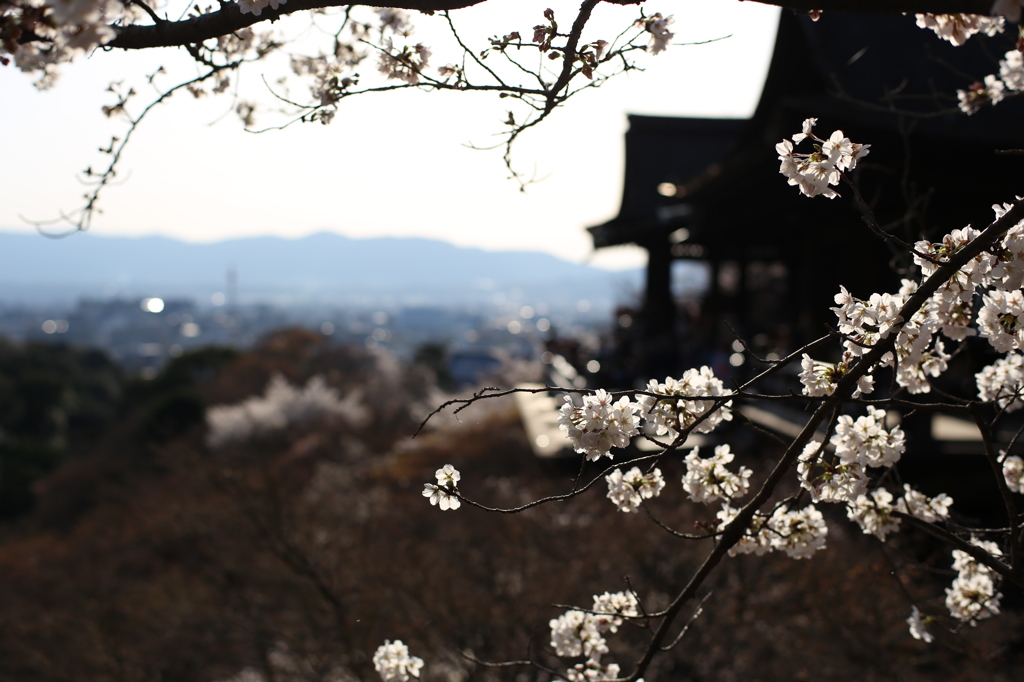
[409,116,1024,681]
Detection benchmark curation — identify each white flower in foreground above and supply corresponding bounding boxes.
[638,13,674,55]
[717,503,827,558]
[798,440,869,503]
[1003,455,1024,493]
[236,0,275,16]
[559,390,641,461]
[373,640,424,682]
[1000,48,1024,91]
[605,466,665,513]
[977,354,1024,411]
[591,591,639,633]
[566,661,621,682]
[957,75,1006,114]
[549,610,607,660]
[945,538,1003,624]
[914,13,1003,46]
[846,489,901,540]
[907,606,934,643]
[637,367,732,438]
[978,289,1024,353]
[776,120,868,199]
[434,463,460,487]
[831,406,905,469]
[769,504,829,559]
[896,484,953,523]
[422,464,461,510]
[682,444,752,504]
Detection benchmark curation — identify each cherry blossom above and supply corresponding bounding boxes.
[945,539,1003,623]
[637,13,674,55]
[846,489,901,540]
[605,467,665,513]
[977,353,1024,410]
[422,464,461,510]
[906,606,934,643]
[776,120,869,199]
[681,444,752,504]
[559,390,641,461]
[637,367,733,439]
[896,485,953,523]
[1003,455,1024,493]
[373,640,424,682]
[798,440,869,504]
[914,13,1004,46]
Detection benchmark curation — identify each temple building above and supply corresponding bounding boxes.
[589,10,1024,380]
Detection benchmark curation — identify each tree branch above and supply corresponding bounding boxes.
[751,0,996,13]
[108,0,490,51]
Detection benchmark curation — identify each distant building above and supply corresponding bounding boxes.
[590,11,1024,378]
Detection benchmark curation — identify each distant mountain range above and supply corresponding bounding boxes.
[0,230,646,308]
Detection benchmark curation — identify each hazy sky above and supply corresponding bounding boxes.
[1,1,779,270]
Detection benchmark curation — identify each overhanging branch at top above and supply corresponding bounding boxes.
[106,0,1004,52]
[108,0,489,50]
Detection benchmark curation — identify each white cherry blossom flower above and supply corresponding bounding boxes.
[1003,454,1024,493]
[422,464,461,510]
[1000,49,1024,91]
[977,353,1024,410]
[914,13,1003,46]
[591,591,639,633]
[637,367,732,439]
[831,406,905,469]
[549,610,607,660]
[373,640,424,682]
[907,606,934,643]
[559,390,641,461]
[637,13,674,55]
[768,504,828,559]
[682,444,752,504]
[798,440,869,503]
[846,489,901,540]
[605,467,664,512]
[896,484,953,523]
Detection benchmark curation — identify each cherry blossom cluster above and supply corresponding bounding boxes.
[832,406,906,469]
[776,118,869,199]
[237,0,286,18]
[797,440,869,504]
[681,444,752,504]
[829,280,953,395]
[976,353,1024,410]
[909,1,1024,96]
[946,34,1024,114]
[638,367,733,439]
[377,41,432,85]
[846,489,900,540]
[636,13,674,55]
[913,13,1004,46]
[605,466,665,513]
[6,0,125,87]
[799,351,875,398]
[1003,454,1024,492]
[945,538,1003,623]
[373,640,424,682]
[717,503,828,559]
[549,590,638,677]
[422,464,461,511]
[558,389,642,461]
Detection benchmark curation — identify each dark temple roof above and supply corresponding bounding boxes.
[589,10,1024,251]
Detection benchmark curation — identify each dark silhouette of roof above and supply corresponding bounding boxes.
[590,11,1024,253]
